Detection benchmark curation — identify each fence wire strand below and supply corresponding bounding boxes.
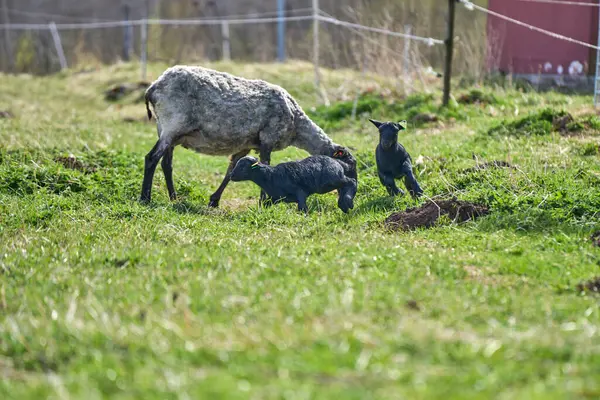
[459,0,600,50]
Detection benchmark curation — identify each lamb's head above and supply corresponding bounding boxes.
[369,119,407,150]
[231,156,261,182]
[331,145,357,181]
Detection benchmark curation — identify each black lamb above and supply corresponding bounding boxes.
[230,150,357,213]
[368,119,423,198]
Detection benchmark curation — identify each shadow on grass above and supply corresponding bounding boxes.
[471,209,600,238]
[171,201,216,216]
[352,195,418,216]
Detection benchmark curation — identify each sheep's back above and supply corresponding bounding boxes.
[153,66,295,137]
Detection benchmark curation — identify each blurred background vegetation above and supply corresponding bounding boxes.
[1,0,489,79]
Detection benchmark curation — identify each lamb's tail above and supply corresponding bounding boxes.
[145,85,156,121]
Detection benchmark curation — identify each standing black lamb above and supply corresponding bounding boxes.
[230,149,358,213]
[369,119,423,198]
[141,65,350,208]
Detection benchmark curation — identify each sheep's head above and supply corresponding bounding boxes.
[231,156,260,182]
[331,145,354,163]
[369,119,407,150]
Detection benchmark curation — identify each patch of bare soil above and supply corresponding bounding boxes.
[405,300,420,311]
[591,231,600,247]
[577,277,600,293]
[413,112,439,124]
[104,82,150,102]
[0,110,13,119]
[457,91,495,105]
[385,199,489,231]
[54,155,96,173]
[463,160,512,173]
[123,116,152,123]
[552,113,574,133]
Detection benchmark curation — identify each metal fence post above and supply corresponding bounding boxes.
[312,0,321,93]
[221,21,231,61]
[1,0,14,71]
[140,0,149,80]
[49,22,67,70]
[277,0,286,62]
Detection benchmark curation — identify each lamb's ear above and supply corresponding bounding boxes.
[368,119,383,129]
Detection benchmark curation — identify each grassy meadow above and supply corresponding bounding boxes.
[1,61,600,399]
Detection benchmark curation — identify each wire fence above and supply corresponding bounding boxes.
[1,1,598,100]
[0,5,449,93]
[459,0,600,51]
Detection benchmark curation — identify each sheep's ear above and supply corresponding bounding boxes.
[368,119,383,129]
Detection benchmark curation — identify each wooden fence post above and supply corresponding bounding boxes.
[404,24,412,94]
[442,0,456,106]
[123,5,133,62]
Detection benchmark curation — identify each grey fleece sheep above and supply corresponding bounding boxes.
[230,151,358,213]
[141,65,347,207]
[369,119,423,198]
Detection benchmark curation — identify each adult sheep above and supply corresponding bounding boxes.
[141,65,346,208]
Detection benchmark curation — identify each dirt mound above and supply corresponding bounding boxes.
[591,231,600,247]
[104,82,150,102]
[463,160,512,173]
[123,116,152,123]
[577,277,600,293]
[54,155,97,173]
[457,90,496,105]
[385,199,489,231]
[0,110,13,119]
[413,112,438,124]
[552,113,574,133]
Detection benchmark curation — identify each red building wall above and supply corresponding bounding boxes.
[487,0,598,75]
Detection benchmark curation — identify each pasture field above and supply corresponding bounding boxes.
[1,62,600,399]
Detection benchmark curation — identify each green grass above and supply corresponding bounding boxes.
[1,61,600,399]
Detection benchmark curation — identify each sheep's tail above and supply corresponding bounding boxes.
[145,85,156,121]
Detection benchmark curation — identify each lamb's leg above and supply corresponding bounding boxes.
[259,146,273,206]
[161,147,176,201]
[208,149,249,208]
[402,165,423,199]
[140,137,172,203]
[337,179,357,213]
[296,192,309,214]
[379,172,404,197]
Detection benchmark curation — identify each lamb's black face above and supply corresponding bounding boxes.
[231,156,259,181]
[378,124,400,150]
[369,119,406,150]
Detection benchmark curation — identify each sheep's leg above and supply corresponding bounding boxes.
[337,179,357,213]
[402,166,423,199]
[208,149,250,208]
[140,138,172,203]
[296,192,309,214]
[161,146,177,201]
[259,146,273,206]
